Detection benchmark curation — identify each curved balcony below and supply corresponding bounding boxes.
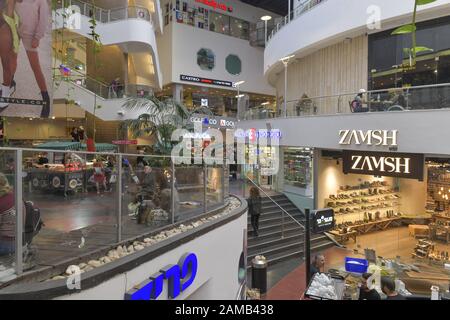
[264,0,450,77]
[53,0,163,90]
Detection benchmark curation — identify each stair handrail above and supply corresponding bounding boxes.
[246,176,305,238]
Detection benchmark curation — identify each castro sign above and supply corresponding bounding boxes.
[343,150,424,180]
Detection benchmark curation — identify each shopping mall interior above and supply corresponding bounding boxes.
[0,0,450,302]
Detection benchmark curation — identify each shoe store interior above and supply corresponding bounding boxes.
[316,151,450,292]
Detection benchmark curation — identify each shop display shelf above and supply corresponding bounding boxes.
[334,204,401,217]
[329,198,401,210]
[337,185,391,193]
[325,192,400,202]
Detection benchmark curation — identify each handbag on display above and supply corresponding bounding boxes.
[88,175,95,184]
[132,175,140,184]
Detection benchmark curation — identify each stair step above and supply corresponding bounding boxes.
[248,233,304,252]
[247,213,303,226]
[246,239,335,268]
[249,219,304,235]
[248,226,305,243]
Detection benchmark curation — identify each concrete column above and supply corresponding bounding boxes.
[172,83,184,103]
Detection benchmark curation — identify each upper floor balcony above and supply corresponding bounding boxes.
[241,83,450,121]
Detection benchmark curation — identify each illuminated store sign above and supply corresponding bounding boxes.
[125,253,198,300]
[180,75,233,88]
[339,130,398,146]
[234,129,282,140]
[312,209,335,233]
[195,0,233,12]
[343,150,424,180]
[190,116,235,128]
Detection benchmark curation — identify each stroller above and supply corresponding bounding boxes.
[22,201,44,270]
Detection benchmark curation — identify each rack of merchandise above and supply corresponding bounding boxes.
[283,148,312,188]
[327,181,403,235]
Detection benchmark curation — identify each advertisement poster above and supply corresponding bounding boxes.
[0,0,52,118]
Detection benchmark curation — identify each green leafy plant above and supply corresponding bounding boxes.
[121,95,212,155]
[391,0,437,67]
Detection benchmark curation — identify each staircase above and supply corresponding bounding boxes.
[247,194,335,268]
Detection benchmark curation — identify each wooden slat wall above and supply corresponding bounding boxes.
[276,35,369,115]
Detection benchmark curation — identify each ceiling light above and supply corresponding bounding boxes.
[234,81,245,86]
[261,15,272,21]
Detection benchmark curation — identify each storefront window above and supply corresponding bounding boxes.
[369,16,450,90]
[225,54,242,75]
[230,18,249,40]
[209,11,230,35]
[172,1,251,41]
[197,48,215,71]
[317,151,450,295]
[283,147,313,196]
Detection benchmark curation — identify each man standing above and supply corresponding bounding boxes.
[310,254,325,279]
[381,276,406,300]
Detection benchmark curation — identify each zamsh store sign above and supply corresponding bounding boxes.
[343,150,424,180]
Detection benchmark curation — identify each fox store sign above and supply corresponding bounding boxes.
[125,253,198,300]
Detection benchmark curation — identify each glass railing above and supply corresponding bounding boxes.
[57,0,152,24]
[240,83,450,120]
[0,148,227,279]
[268,0,328,43]
[54,71,154,100]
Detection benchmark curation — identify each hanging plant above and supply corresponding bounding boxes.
[391,0,437,67]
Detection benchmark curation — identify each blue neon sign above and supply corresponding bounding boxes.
[124,253,198,300]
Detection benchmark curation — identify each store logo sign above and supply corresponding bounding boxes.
[339,130,398,147]
[312,209,335,233]
[180,75,233,88]
[190,116,235,128]
[195,0,233,12]
[125,253,198,300]
[343,150,424,180]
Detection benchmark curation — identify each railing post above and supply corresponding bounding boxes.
[221,162,226,204]
[305,208,311,285]
[117,154,122,243]
[171,159,175,224]
[203,163,207,214]
[15,150,23,275]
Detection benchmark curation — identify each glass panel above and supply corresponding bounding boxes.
[206,165,225,211]
[197,48,215,71]
[226,54,242,76]
[121,156,172,238]
[230,18,249,40]
[21,150,118,271]
[175,164,205,221]
[0,150,17,282]
[209,11,230,36]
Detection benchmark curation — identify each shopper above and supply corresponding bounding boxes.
[93,159,108,194]
[359,273,381,300]
[141,165,156,198]
[351,89,368,113]
[247,186,262,236]
[310,254,325,279]
[136,149,148,167]
[0,172,25,255]
[381,276,406,300]
[70,127,79,142]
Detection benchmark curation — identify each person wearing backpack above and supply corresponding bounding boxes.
[351,89,368,113]
[0,172,25,255]
[247,187,262,237]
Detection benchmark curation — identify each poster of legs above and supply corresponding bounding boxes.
[0,0,52,118]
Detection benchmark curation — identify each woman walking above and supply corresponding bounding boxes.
[247,187,262,237]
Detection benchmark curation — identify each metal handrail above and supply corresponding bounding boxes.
[59,0,152,23]
[246,176,305,238]
[286,82,450,103]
